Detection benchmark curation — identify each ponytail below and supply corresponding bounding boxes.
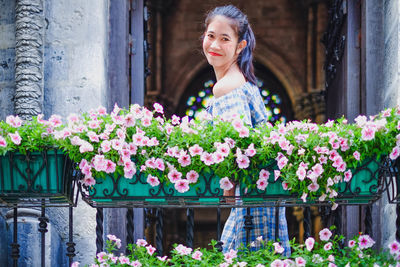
[205,5,257,85]
[238,24,257,85]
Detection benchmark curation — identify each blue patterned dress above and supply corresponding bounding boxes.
[207,81,290,256]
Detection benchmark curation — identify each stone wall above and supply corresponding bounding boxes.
[0,0,109,265]
[380,0,400,250]
[0,0,16,119]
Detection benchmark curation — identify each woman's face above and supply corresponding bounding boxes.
[203,15,243,69]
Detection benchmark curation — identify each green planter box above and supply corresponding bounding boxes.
[240,158,381,205]
[0,150,76,207]
[81,158,383,207]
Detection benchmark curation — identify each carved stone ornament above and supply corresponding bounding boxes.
[15,0,44,120]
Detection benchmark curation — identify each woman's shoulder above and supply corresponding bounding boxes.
[213,75,247,98]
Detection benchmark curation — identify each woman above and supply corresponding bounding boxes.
[203,5,290,256]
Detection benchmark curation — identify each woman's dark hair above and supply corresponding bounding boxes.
[205,5,257,85]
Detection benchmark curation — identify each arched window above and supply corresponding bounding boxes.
[178,63,293,123]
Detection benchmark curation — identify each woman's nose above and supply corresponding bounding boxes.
[210,40,219,49]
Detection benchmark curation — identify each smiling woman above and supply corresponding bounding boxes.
[202,5,290,256]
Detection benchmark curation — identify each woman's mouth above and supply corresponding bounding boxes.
[208,51,222,56]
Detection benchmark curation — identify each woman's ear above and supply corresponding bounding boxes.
[236,40,247,54]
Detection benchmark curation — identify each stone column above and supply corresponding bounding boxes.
[15,0,44,119]
[9,1,46,266]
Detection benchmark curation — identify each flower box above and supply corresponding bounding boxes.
[241,158,382,205]
[0,149,76,207]
[80,158,383,207]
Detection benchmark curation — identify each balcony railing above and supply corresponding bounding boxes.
[0,153,399,266]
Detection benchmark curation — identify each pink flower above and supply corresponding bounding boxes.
[105,160,116,174]
[147,175,160,187]
[141,117,152,127]
[153,103,164,114]
[124,114,135,127]
[277,157,288,170]
[390,146,400,160]
[131,260,142,267]
[324,242,333,250]
[171,115,180,125]
[361,126,376,141]
[219,177,234,190]
[146,245,156,255]
[97,252,108,262]
[274,170,280,181]
[217,143,230,156]
[344,170,352,182]
[178,154,191,167]
[259,169,270,179]
[79,141,94,153]
[305,237,315,251]
[295,257,306,267]
[389,240,400,255]
[256,178,268,190]
[301,192,307,202]
[119,256,129,264]
[232,118,244,130]
[296,166,306,181]
[111,139,123,151]
[223,249,237,262]
[213,152,225,163]
[71,262,80,267]
[238,127,250,138]
[175,244,192,255]
[168,170,182,183]
[224,137,236,148]
[9,132,21,145]
[136,239,147,247]
[282,181,289,190]
[273,242,284,254]
[186,170,199,183]
[6,115,23,128]
[270,259,284,267]
[124,165,137,179]
[175,179,190,193]
[93,155,107,172]
[157,256,167,261]
[348,239,356,248]
[319,228,332,241]
[358,234,375,249]
[192,250,202,260]
[312,163,324,177]
[336,162,347,172]
[353,151,361,160]
[319,193,327,201]
[200,152,215,166]
[245,143,256,157]
[0,136,6,147]
[278,139,290,151]
[236,154,250,169]
[307,183,319,192]
[155,158,165,171]
[49,114,62,127]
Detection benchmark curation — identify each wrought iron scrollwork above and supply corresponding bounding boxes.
[0,149,78,207]
[79,158,392,208]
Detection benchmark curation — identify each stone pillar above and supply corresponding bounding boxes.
[14,0,44,119]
